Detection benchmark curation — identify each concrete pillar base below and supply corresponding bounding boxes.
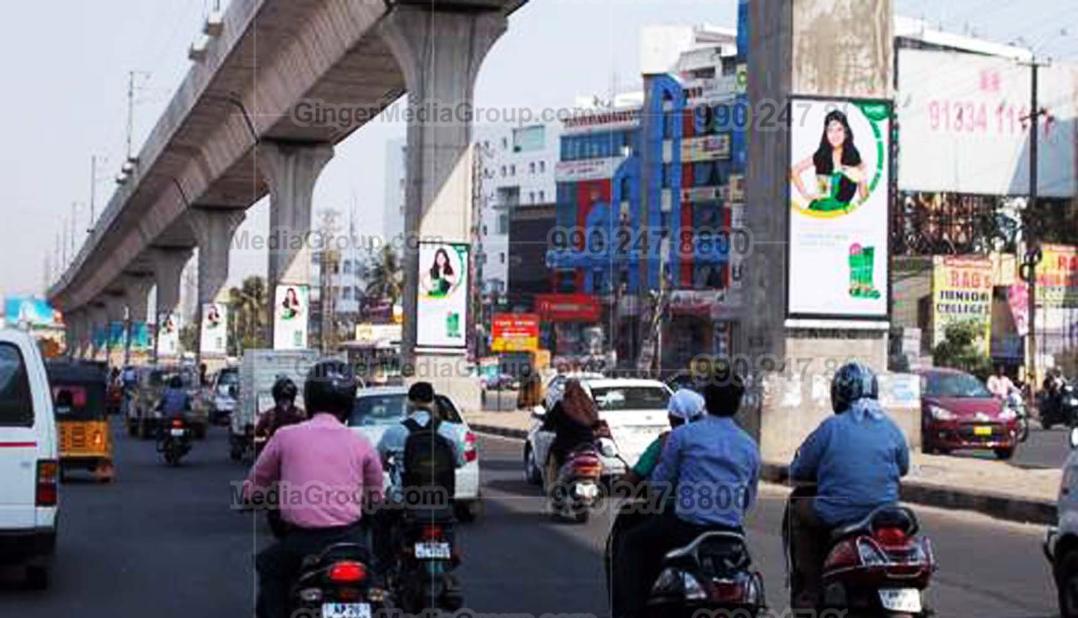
[407,355,482,415]
[150,247,193,361]
[188,208,245,359]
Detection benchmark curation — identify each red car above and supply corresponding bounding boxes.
[917,367,1019,459]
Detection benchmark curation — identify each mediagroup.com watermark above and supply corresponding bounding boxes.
[293,98,582,133]
[230,481,451,513]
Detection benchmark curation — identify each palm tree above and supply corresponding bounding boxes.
[228,276,268,354]
[365,245,403,307]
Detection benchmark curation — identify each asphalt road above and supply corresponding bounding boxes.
[0,419,1062,617]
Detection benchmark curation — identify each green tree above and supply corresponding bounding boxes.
[179,323,198,353]
[932,320,993,380]
[365,245,403,306]
[228,276,268,354]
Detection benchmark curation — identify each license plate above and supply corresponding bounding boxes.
[878,588,922,613]
[321,603,371,618]
[414,542,451,559]
[170,428,186,437]
[974,426,992,436]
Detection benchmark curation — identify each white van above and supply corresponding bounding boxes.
[0,329,59,588]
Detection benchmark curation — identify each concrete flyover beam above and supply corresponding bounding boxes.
[188,207,245,359]
[379,4,506,407]
[259,140,333,347]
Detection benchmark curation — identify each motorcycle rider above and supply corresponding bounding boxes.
[541,379,608,492]
[158,375,190,421]
[612,369,759,618]
[622,388,706,487]
[787,362,910,609]
[255,376,306,444]
[987,364,1017,400]
[244,359,384,618]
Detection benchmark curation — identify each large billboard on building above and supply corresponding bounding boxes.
[1036,244,1078,356]
[416,242,469,350]
[273,285,309,350]
[787,97,891,320]
[200,303,228,356]
[491,313,540,352]
[932,256,994,355]
[897,49,1078,197]
[4,297,61,329]
[157,312,180,357]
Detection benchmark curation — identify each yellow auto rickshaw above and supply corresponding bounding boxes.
[46,361,114,482]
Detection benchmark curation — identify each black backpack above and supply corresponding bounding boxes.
[401,416,457,499]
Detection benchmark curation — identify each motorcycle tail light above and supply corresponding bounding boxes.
[328,561,367,584]
[707,579,746,604]
[171,419,184,428]
[421,525,444,541]
[336,587,362,601]
[874,526,909,549]
[824,539,859,571]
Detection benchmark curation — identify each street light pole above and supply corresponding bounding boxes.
[1022,57,1049,387]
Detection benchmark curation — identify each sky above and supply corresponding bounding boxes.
[2,0,1076,299]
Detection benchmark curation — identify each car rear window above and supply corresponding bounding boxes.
[0,343,34,427]
[590,386,670,411]
[350,394,407,426]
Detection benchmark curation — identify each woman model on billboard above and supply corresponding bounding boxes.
[423,247,457,298]
[790,110,869,212]
[206,305,221,328]
[280,287,302,320]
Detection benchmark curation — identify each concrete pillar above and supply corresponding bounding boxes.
[78,309,96,359]
[64,309,80,359]
[379,5,506,408]
[102,292,126,368]
[259,141,333,348]
[123,274,154,365]
[738,0,893,460]
[150,247,193,362]
[188,208,245,361]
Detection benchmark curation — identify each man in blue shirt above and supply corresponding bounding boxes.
[612,371,760,618]
[788,362,909,608]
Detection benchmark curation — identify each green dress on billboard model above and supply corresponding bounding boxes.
[849,244,881,299]
[808,172,854,212]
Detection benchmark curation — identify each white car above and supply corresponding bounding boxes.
[541,372,605,412]
[1045,427,1078,617]
[524,378,672,487]
[0,329,59,589]
[349,386,481,522]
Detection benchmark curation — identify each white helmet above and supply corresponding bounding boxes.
[668,388,706,422]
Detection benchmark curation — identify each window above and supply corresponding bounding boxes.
[0,343,33,427]
[529,161,536,174]
[529,191,535,204]
[539,161,546,173]
[510,164,516,176]
[500,252,506,264]
[482,224,488,236]
[500,166,506,177]
[501,137,508,149]
[538,190,545,202]
[497,213,510,235]
[662,164,672,189]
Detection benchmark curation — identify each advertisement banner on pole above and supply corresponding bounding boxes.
[1035,244,1078,356]
[932,256,994,355]
[129,322,151,351]
[787,97,891,320]
[417,242,469,350]
[491,314,540,352]
[273,285,309,350]
[157,312,180,357]
[200,303,228,356]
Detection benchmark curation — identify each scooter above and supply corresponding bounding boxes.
[548,442,604,524]
[784,486,937,617]
[157,417,192,466]
[1040,383,1078,430]
[289,542,391,618]
[1006,390,1029,443]
[601,440,766,617]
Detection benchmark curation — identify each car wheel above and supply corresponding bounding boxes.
[1059,550,1078,618]
[25,565,49,590]
[994,447,1015,460]
[524,446,542,486]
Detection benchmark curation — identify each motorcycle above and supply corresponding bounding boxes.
[601,441,766,617]
[1006,390,1030,443]
[157,417,192,465]
[386,508,462,613]
[784,486,937,617]
[1040,383,1078,430]
[289,542,390,618]
[548,442,604,523]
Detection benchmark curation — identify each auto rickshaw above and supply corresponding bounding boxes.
[46,361,114,482]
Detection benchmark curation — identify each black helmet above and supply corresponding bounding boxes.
[272,376,297,403]
[831,362,878,414]
[699,360,746,417]
[169,375,183,389]
[304,360,357,418]
[407,381,435,406]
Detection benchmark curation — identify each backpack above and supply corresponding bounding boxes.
[401,416,457,500]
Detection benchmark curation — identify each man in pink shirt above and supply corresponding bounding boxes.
[244,360,383,618]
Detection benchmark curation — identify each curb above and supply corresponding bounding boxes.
[472,426,1058,526]
[759,462,1057,526]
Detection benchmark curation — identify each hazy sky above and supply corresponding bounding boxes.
[2,0,1075,298]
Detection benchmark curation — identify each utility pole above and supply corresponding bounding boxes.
[1022,57,1050,387]
[126,72,136,161]
[70,203,78,262]
[88,155,98,232]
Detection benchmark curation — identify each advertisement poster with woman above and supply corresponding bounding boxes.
[200,302,228,355]
[273,284,309,350]
[417,242,469,349]
[157,311,180,357]
[788,97,891,320]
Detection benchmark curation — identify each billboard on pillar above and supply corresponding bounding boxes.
[129,322,151,351]
[157,312,180,357]
[273,285,309,350]
[787,97,891,321]
[200,303,228,356]
[416,242,469,350]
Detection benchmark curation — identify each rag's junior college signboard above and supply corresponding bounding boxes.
[787,97,891,321]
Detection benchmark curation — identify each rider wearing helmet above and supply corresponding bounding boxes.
[622,388,706,487]
[787,362,910,608]
[244,360,384,618]
[158,375,190,419]
[255,376,306,444]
